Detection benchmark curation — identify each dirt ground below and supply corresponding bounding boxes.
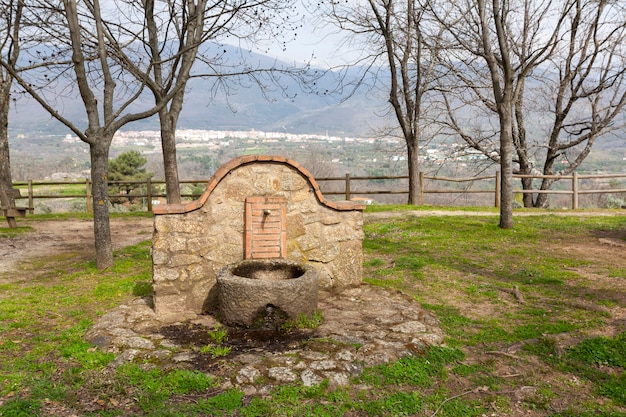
[0,217,154,277]
[1,210,624,276]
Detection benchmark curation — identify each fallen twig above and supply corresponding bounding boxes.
[559,300,610,314]
[429,386,489,417]
[496,285,525,303]
[485,351,524,360]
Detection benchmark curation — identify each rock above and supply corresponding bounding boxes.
[310,360,337,371]
[115,336,155,350]
[335,350,355,362]
[268,367,298,383]
[159,340,179,350]
[269,353,298,366]
[172,352,195,363]
[88,334,112,349]
[109,349,140,368]
[299,351,328,361]
[390,320,428,334]
[343,362,364,377]
[419,333,444,345]
[217,259,318,327]
[236,366,260,384]
[110,327,139,338]
[325,371,350,387]
[240,385,257,396]
[235,353,263,365]
[301,370,323,387]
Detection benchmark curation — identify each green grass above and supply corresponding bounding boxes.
[197,327,232,357]
[27,210,154,220]
[364,204,501,213]
[198,344,231,357]
[1,210,625,416]
[281,310,324,330]
[207,326,229,344]
[116,365,216,412]
[0,226,33,238]
[525,332,626,407]
[361,212,626,415]
[360,346,465,387]
[0,238,153,398]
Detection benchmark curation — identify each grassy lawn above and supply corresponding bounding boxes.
[0,209,625,416]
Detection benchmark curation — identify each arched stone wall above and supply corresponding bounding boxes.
[152,155,365,321]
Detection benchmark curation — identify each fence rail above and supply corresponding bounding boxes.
[8,171,626,213]
[317,172,626,209]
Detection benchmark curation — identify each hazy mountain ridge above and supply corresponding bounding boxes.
[7,43,624,162]
[8,44,390,138]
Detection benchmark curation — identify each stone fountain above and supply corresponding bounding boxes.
[151,155,365,324]
[85,159,444,388]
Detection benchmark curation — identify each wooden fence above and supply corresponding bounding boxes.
[9,171,626,213]
[317,172,626,209]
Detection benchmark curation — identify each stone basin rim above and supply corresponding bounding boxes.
[216,259,319,327]
[228,259,308,281]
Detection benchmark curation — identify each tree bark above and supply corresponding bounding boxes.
[513,82,535,208]
[0,0,22,228]
[477,0,514,228]
[0,79,16,228]
[498,107,514,228]
[159,109,181,204]
[89,136,113,270]
[406,139,421,205]
[159,88,186,204]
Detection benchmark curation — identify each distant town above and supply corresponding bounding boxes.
[8,126,625,186]
[57,128,488,165]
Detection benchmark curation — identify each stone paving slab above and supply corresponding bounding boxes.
[86,284,443,392]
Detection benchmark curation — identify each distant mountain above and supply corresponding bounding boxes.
[8,44,391,137]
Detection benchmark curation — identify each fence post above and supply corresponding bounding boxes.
[86,178,93,214]
[147,177,153,212]
[345,173,351,201]
[419,171,425,205]
[495,171,501,208]
[27,180,34,214]
[572,172,579,210]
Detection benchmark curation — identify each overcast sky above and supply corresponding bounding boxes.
[250,3,357,68]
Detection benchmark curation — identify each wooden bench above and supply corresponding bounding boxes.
[1,188,28,227]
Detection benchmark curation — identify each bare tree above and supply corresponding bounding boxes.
[0,0,22,228]
[136,0,301,204]
[433,0,573,227]
[529,0,626,207]
[0,0,190,269]
[435,0,626,209]
[314,0,446,205]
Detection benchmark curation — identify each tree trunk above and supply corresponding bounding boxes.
[535,177,555,208]
[0,80,16,228]
[534,148,559,208]
[517,148,535,207]
[159,108,181,204]
[406,139,421,205]
[159,88,186,205]
[499,106,514,229]
[513,91,534,208]
[535,174,556,208]
[89,138,113,270]
[520,176,534,207]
